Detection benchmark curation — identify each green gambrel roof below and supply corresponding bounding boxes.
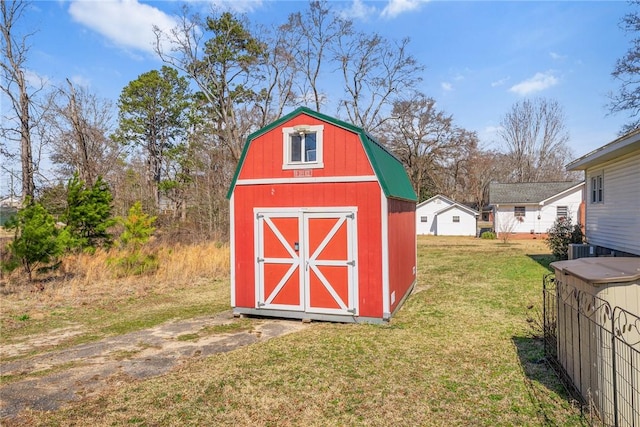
[226,107,417,202]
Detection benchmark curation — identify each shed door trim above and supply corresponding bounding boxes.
[254,207,358,316]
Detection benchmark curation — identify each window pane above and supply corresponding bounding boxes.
[420,216,428,222]
[453,216,460,223]
[305,133,316,162]
[290,134,302,162]
[591,177,597,203]
[557,206,568,219]
[597,175,603,202]
[514,206,525,217]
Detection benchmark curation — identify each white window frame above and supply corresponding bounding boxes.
[591,172,604,203]
[282,124,324,170]
[556,206,568,219]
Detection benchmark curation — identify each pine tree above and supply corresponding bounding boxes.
[3,200,68,282]
[64,174,116,251]
[119,201,156,250]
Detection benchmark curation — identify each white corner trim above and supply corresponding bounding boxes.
[380,189,390,316]
[229,193,236,307]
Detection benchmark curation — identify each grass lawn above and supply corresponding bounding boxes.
[7,236,583,426]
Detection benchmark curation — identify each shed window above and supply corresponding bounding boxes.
[591,173,603,203]
[282,125,324,170]
[420,216,428,222]
[556,206,568,219]
[514,206,525,218]
[452,216,460,223]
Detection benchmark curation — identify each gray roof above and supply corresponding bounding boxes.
[489,181,583,204]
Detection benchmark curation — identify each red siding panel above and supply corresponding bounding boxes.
[232,181,383,317]
[238,113,374,180]
[387,199,417,314]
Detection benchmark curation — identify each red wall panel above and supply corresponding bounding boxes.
[232,181,383,317]
[387,198,417,314]
[238,114,374,180]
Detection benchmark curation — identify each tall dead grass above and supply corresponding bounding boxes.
[1,241,230,303]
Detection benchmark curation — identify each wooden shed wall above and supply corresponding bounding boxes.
[232,181,384,318]
[387,198,417,314]
[238,113,375,180]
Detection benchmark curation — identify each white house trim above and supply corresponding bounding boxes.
[380,189,390,318]
[235,175,378,186]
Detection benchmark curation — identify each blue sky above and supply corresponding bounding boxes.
[13,0,636,160]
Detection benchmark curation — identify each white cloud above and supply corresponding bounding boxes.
[441,82,453,91]
[24,69,49,88]
[491,76,510,87]
[381,0,428,18]
[68,0,179,55]
[70,74,91,88]
[509,71,558,96]
[550,52,567,61]
[341,0,377,20]
[206,0,264,14]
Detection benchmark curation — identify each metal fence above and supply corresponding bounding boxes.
[543,273,640,426]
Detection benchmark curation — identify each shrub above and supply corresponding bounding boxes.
[480,231,496,240]
[546,217,584,260]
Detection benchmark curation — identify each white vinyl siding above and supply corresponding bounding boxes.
[435,206,477,236]
[416,195,477,236]
[416,196,453,235]
[585,150,640,255]
[493,184,584,235]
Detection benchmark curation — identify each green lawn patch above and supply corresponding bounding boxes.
[13,237,582,426]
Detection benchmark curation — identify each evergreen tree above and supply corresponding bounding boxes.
[64,174,115,251]
[119,201,156,250]
[3,200,68,282]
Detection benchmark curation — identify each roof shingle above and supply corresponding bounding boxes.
[489,181,582,204]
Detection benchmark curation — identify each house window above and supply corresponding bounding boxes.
[590,173,604,203]
[282,125,324,170]
[556,206,568,219]
[452,216,460,223]
[514,206,525,218]
[420,216,428,222]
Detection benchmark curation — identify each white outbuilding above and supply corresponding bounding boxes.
[416,195,479,236]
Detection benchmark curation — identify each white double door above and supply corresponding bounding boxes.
[255,208,358,316]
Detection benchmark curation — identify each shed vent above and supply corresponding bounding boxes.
[568,243,595,260]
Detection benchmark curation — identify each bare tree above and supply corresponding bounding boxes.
[255,26,299,127]
[1,0,36,200]
[280,0,350,112]
[337,33,422,132]
[610,0,640,133]
[497,98,573,183]
[42,80,120,185]
[384,92,474,201]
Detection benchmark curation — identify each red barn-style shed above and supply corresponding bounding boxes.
[227,107,417,323]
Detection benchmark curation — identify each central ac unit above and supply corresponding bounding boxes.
[568,243,595,260]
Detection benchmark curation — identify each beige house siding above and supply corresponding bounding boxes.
[585,150,640,255]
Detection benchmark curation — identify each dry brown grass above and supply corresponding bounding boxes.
[0,242,230,349]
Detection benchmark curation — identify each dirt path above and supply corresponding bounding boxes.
[0,312,308,420]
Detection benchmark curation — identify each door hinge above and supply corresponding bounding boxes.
[256,213,263,219]
[257,301,265,307]
[347,308,356,314]
[346,213,354,219]
[347,260,355,266]
[257,257,264,263]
